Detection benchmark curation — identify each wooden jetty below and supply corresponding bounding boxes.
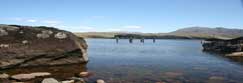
[114,34,156,43]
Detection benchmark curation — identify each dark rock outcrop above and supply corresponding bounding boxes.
[202,37,243,53]
[0,24,88,69]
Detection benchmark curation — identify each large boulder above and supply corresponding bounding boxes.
[0,24,88,69]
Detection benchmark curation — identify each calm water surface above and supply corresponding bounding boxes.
[86,39,243,83]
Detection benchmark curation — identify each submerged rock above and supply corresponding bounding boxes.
[207,76,225,83]
[0,24,88,69]
[192,66,208,71]
[164,72,183,78]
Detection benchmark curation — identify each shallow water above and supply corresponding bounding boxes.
[86,39,243,83]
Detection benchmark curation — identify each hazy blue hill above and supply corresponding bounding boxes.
[169,27,243,39]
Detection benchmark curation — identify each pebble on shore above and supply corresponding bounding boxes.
[226,52,243,57]
[79,72,90,77]
[96,79,105,83]
[11,72,51,81]
[0,73,9,79]
[42,78,59,83]
[61,80,74,83]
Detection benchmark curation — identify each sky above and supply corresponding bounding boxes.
[0,0,243,33]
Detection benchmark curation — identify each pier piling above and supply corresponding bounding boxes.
[140,38,144,43]
[129,37,133,43]
[153,38,156,43]
[116,37,119,43]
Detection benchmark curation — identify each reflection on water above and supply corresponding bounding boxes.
[1,39,243,83]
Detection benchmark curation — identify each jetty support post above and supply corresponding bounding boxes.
[116,37,119,43]
[140,37,144,43]
[153,38,156,43]
[129,37,133,43]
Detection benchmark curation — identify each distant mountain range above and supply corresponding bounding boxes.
[75,27,243,39]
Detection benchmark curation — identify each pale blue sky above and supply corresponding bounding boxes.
[0,0,243,32]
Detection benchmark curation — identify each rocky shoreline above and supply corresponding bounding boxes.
[0,72,105,83]
[0,63,106,83]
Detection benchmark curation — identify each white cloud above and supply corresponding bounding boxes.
[122,25,143,29]
[12,18,24,21]
[55,25,96,32]
[102,25,143,32]
[106,28,123,32]
[8,18,38,23]
[42,20,62,26]
[79,26,94,30]
[42,20,61,24]
[26,19,37,23]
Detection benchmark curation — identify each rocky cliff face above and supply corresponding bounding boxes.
[0,24,88,69]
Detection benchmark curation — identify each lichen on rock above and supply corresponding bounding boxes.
[0,44,9,48]
[0,29,8,36]
[36,30,53,39]
[55,32,67,39]
[22,40,29,44]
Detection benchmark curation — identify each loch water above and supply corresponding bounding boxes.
[86,39,243,83]
[2,39,243,83]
